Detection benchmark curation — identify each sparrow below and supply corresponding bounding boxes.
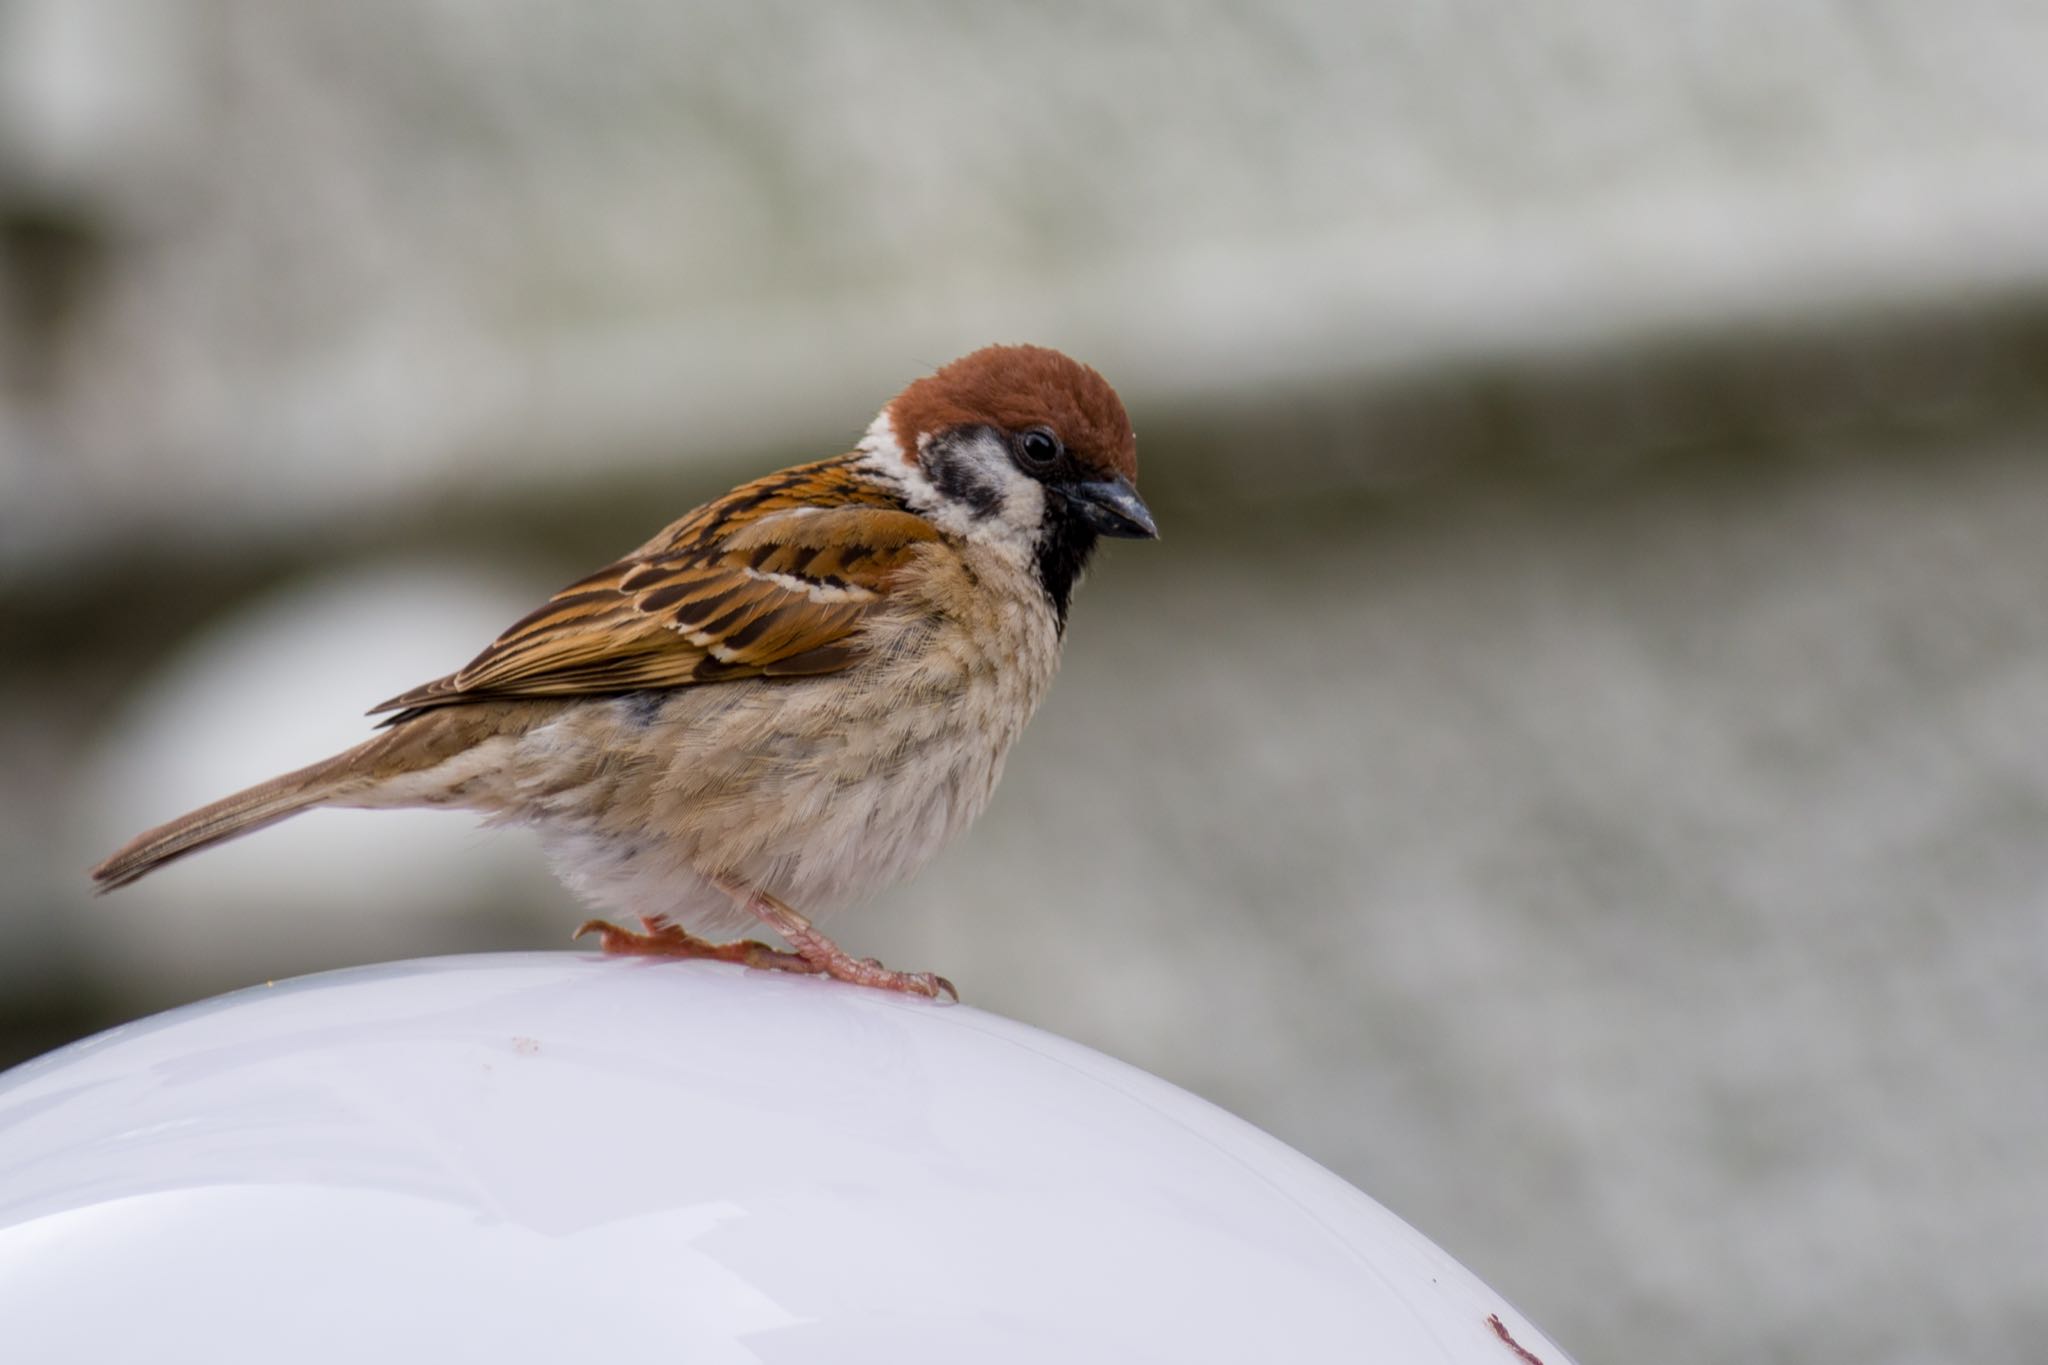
[90,344,1155,1000]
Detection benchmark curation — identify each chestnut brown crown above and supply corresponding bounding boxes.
[886,344,1138,485]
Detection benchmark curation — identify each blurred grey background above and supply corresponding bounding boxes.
[5,2,2048,1361]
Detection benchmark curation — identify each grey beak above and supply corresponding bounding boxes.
[1062,474,1158,540]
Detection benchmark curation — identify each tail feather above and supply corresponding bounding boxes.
[89,702,546,893]
[89,749,366,892]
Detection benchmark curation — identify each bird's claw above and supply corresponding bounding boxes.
[575,917,818,975]
[573,917,636,953]
[581,897,959,1002]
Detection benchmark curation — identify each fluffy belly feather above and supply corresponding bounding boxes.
[505,556,1062,934]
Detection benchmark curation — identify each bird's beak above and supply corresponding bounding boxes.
[1062,474,1158,540]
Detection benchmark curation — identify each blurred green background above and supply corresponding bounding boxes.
[6,3,2048,1362]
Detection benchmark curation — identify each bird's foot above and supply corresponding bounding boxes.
[728,888,958,1002]
[574,916,820,976]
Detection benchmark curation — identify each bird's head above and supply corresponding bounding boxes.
[860,344,1155,623]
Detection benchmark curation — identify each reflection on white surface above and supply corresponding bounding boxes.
[0,955,1572,1364]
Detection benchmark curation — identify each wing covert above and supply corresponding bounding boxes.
[371,469,937,715]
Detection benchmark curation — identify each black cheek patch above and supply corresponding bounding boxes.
[925,428,1005,520]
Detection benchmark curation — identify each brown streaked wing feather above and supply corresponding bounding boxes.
[371,462,938,715]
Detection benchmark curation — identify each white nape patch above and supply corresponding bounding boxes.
[858,408,1046,563]
[855,409,907,466]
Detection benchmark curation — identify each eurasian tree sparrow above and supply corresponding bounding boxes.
[91,345,1155,999]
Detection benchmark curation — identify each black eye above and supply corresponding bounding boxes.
[1016,427,1062,470]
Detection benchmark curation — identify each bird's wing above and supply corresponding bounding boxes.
[371,462,939,715]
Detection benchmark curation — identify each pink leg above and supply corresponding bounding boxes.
[721,884,957,1002]
[575,915,821,976]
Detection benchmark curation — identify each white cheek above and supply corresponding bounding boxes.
[988,464,1047,542]
[858,413,1046,559]
[921,430,1047,553]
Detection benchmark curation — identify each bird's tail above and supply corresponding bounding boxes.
[90,702,545,893]
[88,741,379,892]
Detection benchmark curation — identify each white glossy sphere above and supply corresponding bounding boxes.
[0,955,1570,1364]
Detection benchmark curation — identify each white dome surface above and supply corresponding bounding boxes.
[0,954,1570,1364]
